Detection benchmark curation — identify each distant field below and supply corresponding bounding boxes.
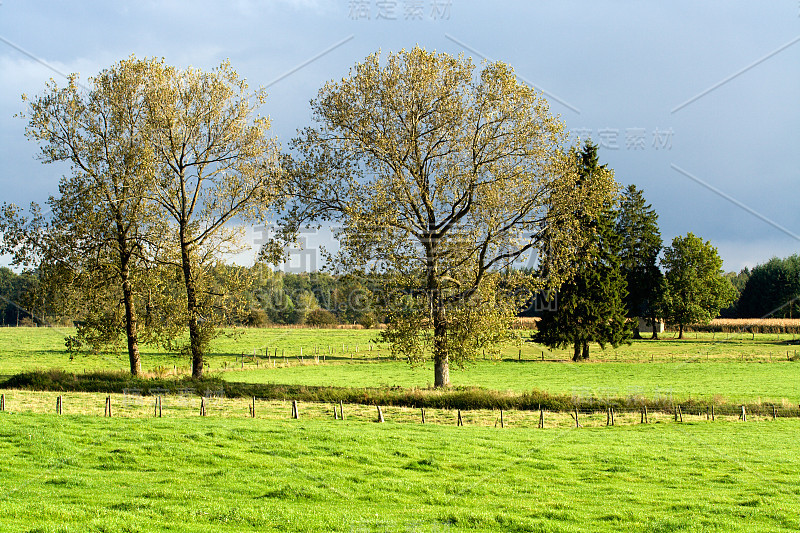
[227,360,800,404]
[0,326,383,377]
[2,327,799,404]
[1,325,797,368]
[0,411,798,532]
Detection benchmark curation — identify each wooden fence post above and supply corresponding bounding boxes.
[538,409,544,429]
[740,405,747,422]
[678,406,683,422]
[606,408,611,426]
[711,405,715,421]
[1,393,5,411]
[200,397,206,417]
[339,400,344,421]
[251,397,256,418]
[420,408,425,424]
[457,410,463,426]
[573,407,580,428]
[57,395,62,415]
[377,405,384,423]
[333,404,338,420]
[772,405,777,420]
[292,400,299,419]
[611,407,615,426]
[105,396,112,417]
[501,409,506,429]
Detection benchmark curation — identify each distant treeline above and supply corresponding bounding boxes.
[2,253,798,329]
[0,267,37,326]
[721,255,800,319]
[0,265,381,328]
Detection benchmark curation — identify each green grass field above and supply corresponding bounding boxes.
[227,360,800,404]
[2,326,800,531]
[2,327,799,406]
[1,411,798,532]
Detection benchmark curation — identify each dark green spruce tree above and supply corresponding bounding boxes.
[534,141,631,361]
[615,184,665,339]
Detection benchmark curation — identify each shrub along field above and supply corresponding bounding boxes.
[1,327,800,531]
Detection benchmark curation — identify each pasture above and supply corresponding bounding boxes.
[2,327,798,404]
[1,411,799,532]
[1,326,800,531]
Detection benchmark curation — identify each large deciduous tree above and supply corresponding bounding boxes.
[282,48,614,387]
[1,58,163,375]
[615,184,665,339]
[661,233,736,338]
[144,61,284,378]
[534,141,630,360]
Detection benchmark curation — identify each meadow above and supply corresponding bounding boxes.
[1,326,800,531]
[2,327,798,405]
[1,411,799,532]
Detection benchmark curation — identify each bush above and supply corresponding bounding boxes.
[305,308,339,327]
[357,312,377,329]
[243,308,271,328]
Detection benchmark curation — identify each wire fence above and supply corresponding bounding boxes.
[1,391,797,429]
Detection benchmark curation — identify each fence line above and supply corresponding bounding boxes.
[0,391,796,429]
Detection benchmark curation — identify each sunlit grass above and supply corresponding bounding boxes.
[1,411,799,532]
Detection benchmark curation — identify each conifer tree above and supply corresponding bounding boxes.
[534,141,631,360]
[616,184,665,338]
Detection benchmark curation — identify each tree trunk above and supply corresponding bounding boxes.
[120,264,141,376]
[433,301,450,387]
[426,233,449,388]
[582,342,589,360]
[650,314,659,340]
[572,342,581,362]
[180,239,204,378]
[678,324,683,339]
[116,226,141,376]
